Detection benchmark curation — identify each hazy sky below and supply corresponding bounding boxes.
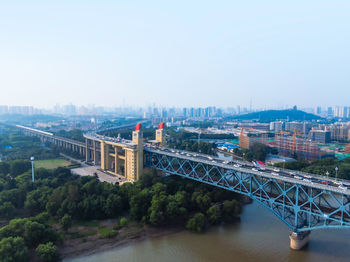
[1,1,349,109]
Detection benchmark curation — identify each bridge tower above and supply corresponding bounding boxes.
[128,122,143,181]
[100,138,109,171]
[156,122,165,145]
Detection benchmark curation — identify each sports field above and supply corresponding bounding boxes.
[35,158,72,169]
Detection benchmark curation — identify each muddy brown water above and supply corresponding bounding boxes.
[64,200,350,262]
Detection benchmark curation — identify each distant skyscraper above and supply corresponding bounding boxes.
[216,108,223,117]
[161,108,167,118]
[327,107,333,117]
[315,106,322,115]
[62,104,77,115]
[183,108,188,117]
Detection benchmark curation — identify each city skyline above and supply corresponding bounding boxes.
[1,103,350,119]
[1,1,350,108]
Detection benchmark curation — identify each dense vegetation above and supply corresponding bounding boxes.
[0,160,242,261]
[229,109,322,122]
[0,127,58,161]
[274,157,350,180]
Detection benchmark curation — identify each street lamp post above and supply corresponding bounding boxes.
[335,166,339,178]
[30,156,35,182]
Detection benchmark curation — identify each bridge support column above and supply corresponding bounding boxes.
[85,139,89,162]
[93,141,97,164]
[114,147,118,175]
[100,141,109,170]
[289,231,310,250]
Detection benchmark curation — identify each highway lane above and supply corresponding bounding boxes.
[15,124,350,194]
[144,144,350,195]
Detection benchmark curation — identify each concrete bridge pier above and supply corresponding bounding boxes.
[289,231,310,250]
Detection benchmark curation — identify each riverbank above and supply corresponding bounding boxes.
[63,202,350,262]
[61,196,251,260]
[60,221,185,260]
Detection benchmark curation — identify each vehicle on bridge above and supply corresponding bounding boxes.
[15,122,350,250]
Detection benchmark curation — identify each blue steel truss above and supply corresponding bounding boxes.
[144,150,350,232]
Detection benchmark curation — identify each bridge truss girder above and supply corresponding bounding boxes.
[144,151,350,232]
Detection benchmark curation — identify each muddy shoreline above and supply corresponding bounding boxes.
[60,224,184,260]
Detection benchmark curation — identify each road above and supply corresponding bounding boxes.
[145,144,350,194]
[60,153,122,184]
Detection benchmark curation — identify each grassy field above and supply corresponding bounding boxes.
[35,158,72,169]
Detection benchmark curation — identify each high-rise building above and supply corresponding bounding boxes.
[327,107,333,117]
[270,121,284,133]
[285,122,312,134]
[308,130,331,143]
[161,108,167,118]
[334,106,349,118]
[216,108,223,117]
[183,108,188,117]
[315,106,322,115]
[324,123,350,141]
[62,104,77,115]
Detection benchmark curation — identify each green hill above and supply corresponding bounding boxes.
[230,109,322,122]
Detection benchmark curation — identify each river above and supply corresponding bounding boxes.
[64,200,350,262]
[65,153,350,262]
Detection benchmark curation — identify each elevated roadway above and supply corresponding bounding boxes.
[14,123,350,249]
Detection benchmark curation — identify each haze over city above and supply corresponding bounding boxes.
[1,1,349,108]
[1,2,350,262]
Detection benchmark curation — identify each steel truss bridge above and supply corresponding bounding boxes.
[144,148,350,233]
[13,124,350,242]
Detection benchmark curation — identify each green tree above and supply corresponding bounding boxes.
[0,237,28,262]
[222,200,242,222]
[130,189,152,221]
[24,221,57,247]
[120,217,128,227]
[207,205,222,224]
[251,143,269,161]
[9,160,31,177]
[60,214,72,231]
[186,213,206,233]
[0,218,27,239]
[148,194,167,225]
[104,194,122,217]
[192,192,211,212]
[0,162,10,175]
[24,186,52,213]
[0,202,15,219]
[35,242,60,262]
